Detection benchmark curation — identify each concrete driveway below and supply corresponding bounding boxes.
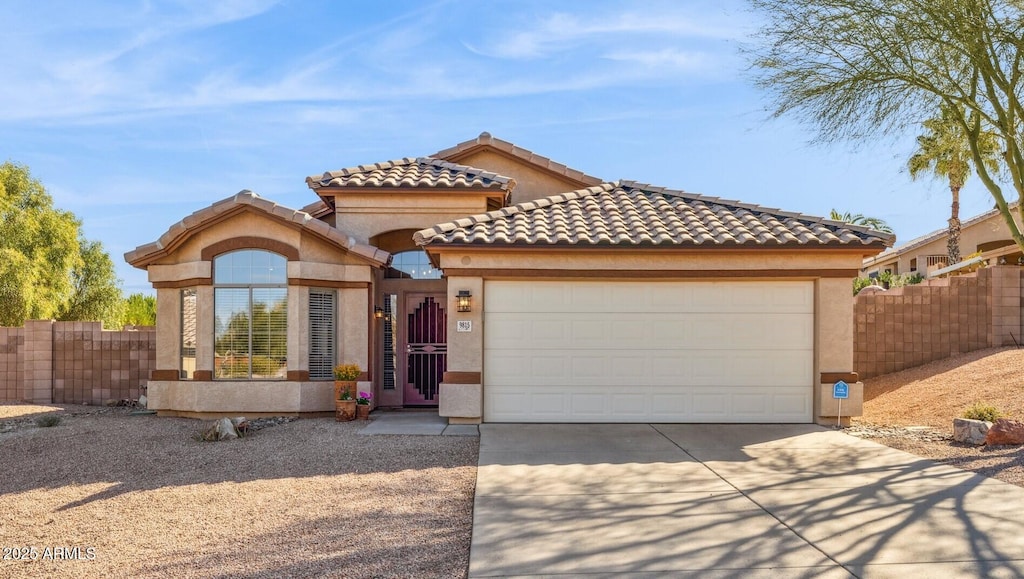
[469,424,1024,578]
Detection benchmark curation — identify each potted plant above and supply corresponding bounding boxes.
[356,391,373,420]
[333,363,360,422]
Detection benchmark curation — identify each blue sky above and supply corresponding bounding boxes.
[2,0,1005,294]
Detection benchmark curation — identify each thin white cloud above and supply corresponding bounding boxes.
[464,9,744,60]
[603,48,708,71]
[0,1,744,127]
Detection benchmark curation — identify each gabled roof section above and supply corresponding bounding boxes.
[414,181,895,249]
[433,132,604,188]
[863,201,1018,266]
[306,157,515,193]
[125,190,390,268]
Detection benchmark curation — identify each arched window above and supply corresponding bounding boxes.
[213,250,288,379]
[389,250,443,279]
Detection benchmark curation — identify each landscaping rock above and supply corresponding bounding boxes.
[985,418,1024,446]
[953,418,991,445]
[201,418,239,441]
[231,417,251,436]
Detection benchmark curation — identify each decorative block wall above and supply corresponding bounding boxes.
[0,327,25,401]
[0,321,156,405]
[854,266,1023,379]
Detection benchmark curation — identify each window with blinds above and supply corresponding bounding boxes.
[382,293,397,390]
[309,289,336,380]
[213,249,288,380]
[180,289,197,379]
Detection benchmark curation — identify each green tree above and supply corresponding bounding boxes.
[0,162,123,327]
[908,105,1001,265]
[0,162,82,325]
[828,209,894,234]
[748,0,1024,253]
[59,239,124,329]
[122,293,156,326]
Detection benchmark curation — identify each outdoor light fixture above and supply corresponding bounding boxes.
[456,290,472,312]
[374,306,385,320]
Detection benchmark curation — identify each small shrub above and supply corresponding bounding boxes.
[962,403,1003,422]
[34,415,62,428]
[333,363,361,381]
[853,277,874,295]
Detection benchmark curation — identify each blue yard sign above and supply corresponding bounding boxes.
[833,380,849,399]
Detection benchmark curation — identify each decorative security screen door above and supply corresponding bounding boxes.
[403,293,447,406]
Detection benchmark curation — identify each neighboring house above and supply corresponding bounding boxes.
[126,132,891,425]
[862,204,1023,278]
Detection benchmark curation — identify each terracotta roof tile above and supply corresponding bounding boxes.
[306,157,515,192]
[414,182,895,249]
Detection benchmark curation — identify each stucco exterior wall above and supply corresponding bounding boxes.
[155,287,181,371]
[339,287,370,370]
[139,204,380,415]
[147,380,334,415]
[288,286,309,373]
[332,193,494,243]
[445,276,484,373]
[434,248,866,274]
[451,149,593,204]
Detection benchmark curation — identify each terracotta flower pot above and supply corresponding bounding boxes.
[356,404,371,420]
[334,380,357,401]
[335,399,356,422]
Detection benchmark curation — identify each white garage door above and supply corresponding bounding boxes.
[483,280,814,423]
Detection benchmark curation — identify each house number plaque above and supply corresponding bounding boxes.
[456,320,472,332]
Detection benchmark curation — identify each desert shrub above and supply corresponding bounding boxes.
[962,403,1003,422]
[853,272,925,295]
[853,277,874,295]
[34,414,62,427]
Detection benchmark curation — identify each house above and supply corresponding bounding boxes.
[126,132,892,425]
[862,204,1023,278]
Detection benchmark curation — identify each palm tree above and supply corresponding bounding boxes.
[828,209,894,234]
[908,104,1000,264]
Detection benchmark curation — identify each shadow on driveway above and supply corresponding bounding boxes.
[470,423,1024,578]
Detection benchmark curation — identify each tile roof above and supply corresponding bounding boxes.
[433,132,604,186]
[306,157,515,192]
[125,190,390,268]
[863,201,1018,266]
[414,181,894,248]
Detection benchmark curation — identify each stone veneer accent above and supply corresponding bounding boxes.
[0,320,155,405]
[854,266,1023,379]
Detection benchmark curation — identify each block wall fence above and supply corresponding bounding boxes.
[854,265,1023,379]
[0,320,155,405]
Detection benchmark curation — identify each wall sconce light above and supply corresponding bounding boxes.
[374,306,385,320]
[456,290,472,313]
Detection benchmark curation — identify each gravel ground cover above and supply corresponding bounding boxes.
[0,404,478,579]
[857,347,1024,488]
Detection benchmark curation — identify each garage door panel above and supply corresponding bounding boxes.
[649,393,690,418]
[488,281,813,314]
[488,348,811,388]
[483,281,813,423]
[484,384,811,423]
[486,312,812,351]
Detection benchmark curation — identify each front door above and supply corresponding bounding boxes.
[402,293,447,406]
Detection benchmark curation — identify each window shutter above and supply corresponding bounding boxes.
[309,289,336,380]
